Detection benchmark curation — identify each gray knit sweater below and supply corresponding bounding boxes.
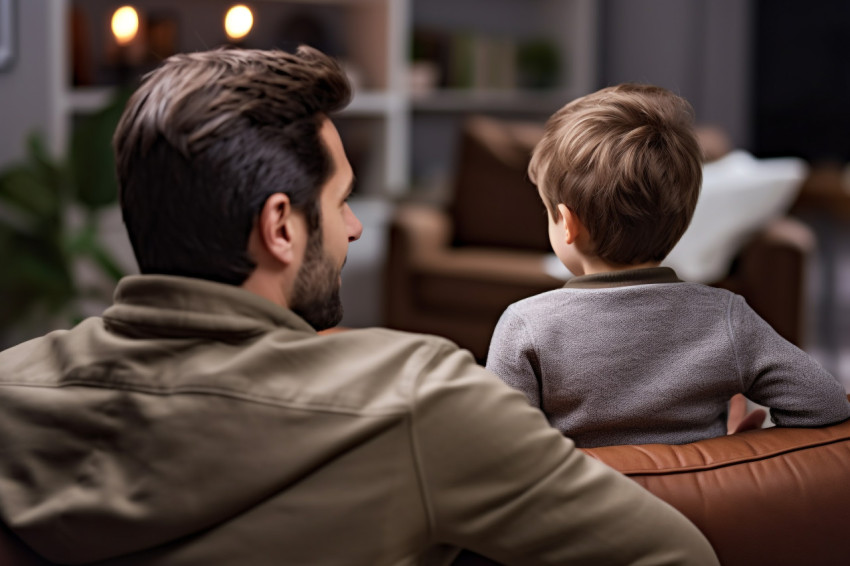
[486,267,850,448]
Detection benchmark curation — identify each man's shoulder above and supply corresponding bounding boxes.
[324,326,457,347]
[1,322,492,418]
[318,327,476,382]
[0,321,97,378]
[319,326,461,359]
[286,326,498,414]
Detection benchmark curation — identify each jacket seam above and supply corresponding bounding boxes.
[406,339,450,545]
[0,381,408,418]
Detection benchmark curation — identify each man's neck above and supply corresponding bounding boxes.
[240,270,292,309]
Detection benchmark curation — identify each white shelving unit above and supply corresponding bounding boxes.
[42,0,598,328]
[53,0,597,199]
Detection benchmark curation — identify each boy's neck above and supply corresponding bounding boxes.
[572,257,662,277]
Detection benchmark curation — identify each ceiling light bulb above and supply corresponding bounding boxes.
[225,5,254,41]
[111,6,139,45]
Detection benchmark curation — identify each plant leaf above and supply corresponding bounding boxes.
[0,227,74,331]
[0,163,63,223]
[70,88,133,209]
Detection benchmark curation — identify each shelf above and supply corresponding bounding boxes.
[256,0,386,5]
[56,0,595,198]
[62,87,115,114]
[63,86,402,117]
[343,91,406,116]
[410,88,576,114]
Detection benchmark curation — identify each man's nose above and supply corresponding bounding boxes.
[347,207,363,242]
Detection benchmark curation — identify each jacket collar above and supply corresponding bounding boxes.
[103,275,316,339]
[563,266,682,289]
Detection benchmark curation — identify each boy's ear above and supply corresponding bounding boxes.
[256,192,298,266]
[557,203,582,245]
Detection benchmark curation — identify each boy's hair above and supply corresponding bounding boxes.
[528,83,702,265]
[114,46,351,285]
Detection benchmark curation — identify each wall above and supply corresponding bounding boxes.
[600,0,753,148]
[0,0,59,167]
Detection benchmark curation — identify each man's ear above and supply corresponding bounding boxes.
[256,193,298,266]
[556,203,583,245]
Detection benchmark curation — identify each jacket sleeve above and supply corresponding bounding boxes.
[485,306,542,408]
[729,295,850,427]
[411,342,719,566]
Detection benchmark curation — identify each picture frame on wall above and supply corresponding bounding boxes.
[0,0,15,72]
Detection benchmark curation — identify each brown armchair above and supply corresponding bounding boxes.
[385,116,815,360]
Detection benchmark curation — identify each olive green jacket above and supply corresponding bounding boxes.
[0,275,718,565]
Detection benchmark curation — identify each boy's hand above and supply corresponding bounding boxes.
[727,393,767,434]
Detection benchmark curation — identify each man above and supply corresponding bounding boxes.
[0,47,719,565]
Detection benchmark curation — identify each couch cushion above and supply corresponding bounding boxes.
[664,150,807,283]
[449,116,550,252]
[411,247,561,315]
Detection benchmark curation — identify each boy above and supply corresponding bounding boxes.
[486,83,850,448]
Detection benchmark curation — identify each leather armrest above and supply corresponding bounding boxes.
[390,203,452,263]
[583,400,850,566]
[750,215,816,252]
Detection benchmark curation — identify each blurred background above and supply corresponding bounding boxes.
[0,0,848,389]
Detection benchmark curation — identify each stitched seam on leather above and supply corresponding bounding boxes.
[607,436,850,476]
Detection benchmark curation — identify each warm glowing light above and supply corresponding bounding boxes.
[225,5,254,41]
[111,6,139,45]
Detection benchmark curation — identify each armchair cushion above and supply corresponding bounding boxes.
[449,116,549,251]
[664,150,808,283]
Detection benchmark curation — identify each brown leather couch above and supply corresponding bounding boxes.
[583,409,850,566]
[453,397,850,566]
[385,116,815,361]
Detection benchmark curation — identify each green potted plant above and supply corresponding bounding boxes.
[0,90,131,345]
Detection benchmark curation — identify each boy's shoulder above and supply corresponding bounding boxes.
[506,287,571,314]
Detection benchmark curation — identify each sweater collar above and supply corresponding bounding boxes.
[563,266,682,289]
[102,274,316,339]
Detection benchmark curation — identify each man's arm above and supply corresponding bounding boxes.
[412,344,719,566]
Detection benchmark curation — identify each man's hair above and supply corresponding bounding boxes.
[114,46,351,285]
[528,83,702,265]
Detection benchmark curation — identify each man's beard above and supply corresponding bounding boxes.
[289,229,344,331]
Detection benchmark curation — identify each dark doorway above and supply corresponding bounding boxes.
[753,0,850,163]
